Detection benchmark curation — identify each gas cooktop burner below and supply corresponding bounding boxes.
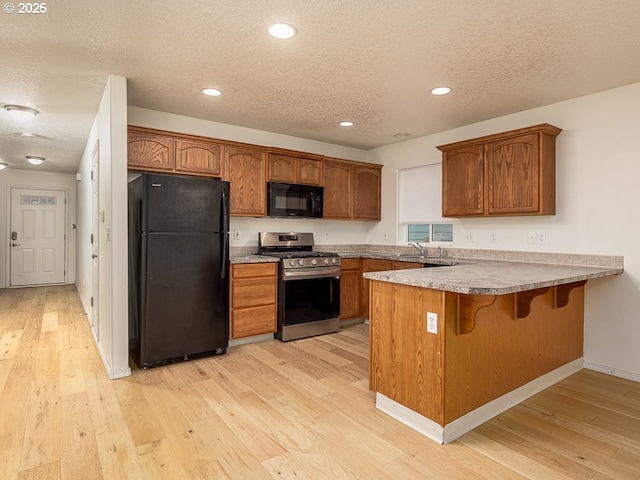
[258,232,341,269]
[267,251,339,259]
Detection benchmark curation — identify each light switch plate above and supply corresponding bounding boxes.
[427,312,438,334]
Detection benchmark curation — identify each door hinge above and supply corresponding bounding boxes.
[90,233,93,244]
[91,170,94,181]
[90,297,94,307]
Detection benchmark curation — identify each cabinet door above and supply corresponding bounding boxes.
[224,146,267,216]
[340,259,361,319]
[297,157,322,185]
[486,134,539,215]
[230,263,277,339]
[323,160,353,219]
[441,144,484,216]
[128,131,175,171]
[175,139,222,177]
[267,153,296,183]
[361,259,393,317]
[353,165,382,220]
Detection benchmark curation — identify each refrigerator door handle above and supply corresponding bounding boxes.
[220,190,229,279]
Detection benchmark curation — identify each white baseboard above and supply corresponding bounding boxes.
[376,357,584,444]
[584,361,640,383]
[229,333,274,347]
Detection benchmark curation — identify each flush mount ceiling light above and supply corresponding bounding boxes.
[4,104,39,120]
[339,121,354,127]
[430,86,452,96]
[393,132,411,138]
[0,162,7,170]
[26,155,45,165]
[20,132,36,138]
[269,23,297,39]
[202,88,222,97]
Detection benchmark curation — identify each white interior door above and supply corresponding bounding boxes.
[10,188,66,286]
[91,141,100,339]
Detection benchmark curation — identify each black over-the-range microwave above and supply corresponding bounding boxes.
[267,182,324,218]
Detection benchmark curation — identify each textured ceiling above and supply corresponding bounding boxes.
[1,0,640,173]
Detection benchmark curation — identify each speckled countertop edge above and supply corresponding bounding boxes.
[363,261,623,295]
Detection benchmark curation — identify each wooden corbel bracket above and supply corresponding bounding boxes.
[513,287,550,319]
[554,280,587,308]
[456,294,497,334]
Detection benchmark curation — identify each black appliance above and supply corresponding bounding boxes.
[267,182,323,218]
[128,173,230,368]
[258,232,340,341]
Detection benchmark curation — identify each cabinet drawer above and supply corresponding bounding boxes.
[363,259,393,271]
[232,277,277,308]
[231,304,277,338]
[340,258,361,271]
[232,263,277,279]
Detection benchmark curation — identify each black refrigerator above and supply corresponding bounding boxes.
[128,173,230,368]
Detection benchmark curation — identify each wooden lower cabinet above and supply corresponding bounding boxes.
[340,259,362,319]
[229,263,277,339]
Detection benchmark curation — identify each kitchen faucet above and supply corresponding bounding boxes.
[409,242,425,255]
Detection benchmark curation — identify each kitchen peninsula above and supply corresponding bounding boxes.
[364,257,623,443]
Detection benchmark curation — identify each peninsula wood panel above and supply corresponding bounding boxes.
[361,259,393,317]
[369,281,445,424]
[443,287,584,423]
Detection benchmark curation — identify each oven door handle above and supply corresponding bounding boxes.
[282,269,341,281]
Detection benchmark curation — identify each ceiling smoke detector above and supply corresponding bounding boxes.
[4,104,39,120]
[26,156,46,165]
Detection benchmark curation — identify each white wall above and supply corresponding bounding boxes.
[0,170,76,288]
[367,82,640,380]
[76,75,130,379]
[128,107,375,247]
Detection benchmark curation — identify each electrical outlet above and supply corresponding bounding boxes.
[324,231,329,239]
[527,231,536,244]
[384,232,389,241]
[465,232,474,243]
[490,232,497,243]
[537,232,546,244]
[233,230,240,240]
[427,312,438,334]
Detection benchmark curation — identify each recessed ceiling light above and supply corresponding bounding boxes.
[431,86,452,96]
[4,104,39,120]
[26,156,45,165]
[339,121,354,127]
[269,23,297,39]
[393,132,411,138]
[202,88,222,97]
[20,132,36,138]
[0,162,7,171]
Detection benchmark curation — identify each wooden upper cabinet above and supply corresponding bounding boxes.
[175,139,222,177]
[128,130,175,171]
[224,145,267,216]
[353,165,382,220]
[128,126,222,177]
[323,159,353,219]
[441,144,484,216]
[268,153,296,183]
[438,124,561,217]
[267,151,323,185]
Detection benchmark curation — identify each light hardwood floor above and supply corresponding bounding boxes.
[1,285,639,479]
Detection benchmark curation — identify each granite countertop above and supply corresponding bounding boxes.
[363,260,623,295]
[230,255,279,264]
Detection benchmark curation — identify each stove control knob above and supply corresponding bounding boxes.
[298,259,304,266]
[289,260,296,267]
[331,258,338,264]
[323,258,330,265]
[311,259,318,266]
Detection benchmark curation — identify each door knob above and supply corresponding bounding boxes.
[11,243,20,247]
[92,254,98,259]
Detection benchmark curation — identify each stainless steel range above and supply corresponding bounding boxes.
[258,232,341,341]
